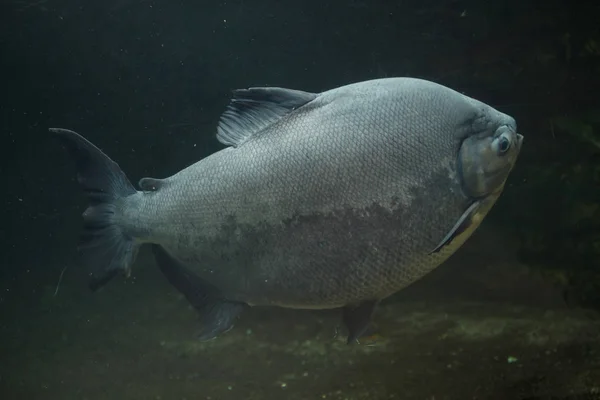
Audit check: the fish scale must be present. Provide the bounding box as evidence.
[52,77,522,343]
[142,83,463,305]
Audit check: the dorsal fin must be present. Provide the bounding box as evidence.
[139,177,164,191]
[216,87,318,148]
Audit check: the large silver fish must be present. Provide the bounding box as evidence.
[52,77,523,343]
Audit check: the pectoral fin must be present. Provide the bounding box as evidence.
[429,200,481,254]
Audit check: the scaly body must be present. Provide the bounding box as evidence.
[53,77,523,343]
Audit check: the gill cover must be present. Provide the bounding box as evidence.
[429,124,523,254]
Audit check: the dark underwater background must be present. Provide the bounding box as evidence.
[1,0,600,399]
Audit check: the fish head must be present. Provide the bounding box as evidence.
[458,122,524,198]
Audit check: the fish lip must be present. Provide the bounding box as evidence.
[512,133,524,155]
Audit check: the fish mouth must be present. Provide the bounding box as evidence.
[516,133,524,150]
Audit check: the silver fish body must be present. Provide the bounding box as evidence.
[53,77,523,342]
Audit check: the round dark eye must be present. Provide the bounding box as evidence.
[498,136,511,154]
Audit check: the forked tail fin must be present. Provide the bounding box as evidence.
[51,128,139,291]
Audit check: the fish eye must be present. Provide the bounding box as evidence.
[497,135,511,155]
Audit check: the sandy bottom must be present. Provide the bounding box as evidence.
[2,251,600,400]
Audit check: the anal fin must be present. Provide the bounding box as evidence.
[342,300,378,345]
[151,244,247,341]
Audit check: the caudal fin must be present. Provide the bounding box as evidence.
[51,128,139,291]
